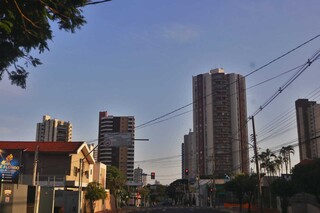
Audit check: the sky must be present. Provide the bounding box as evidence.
[1,0,320,185]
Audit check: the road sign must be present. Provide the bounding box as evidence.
[103,133,133,147]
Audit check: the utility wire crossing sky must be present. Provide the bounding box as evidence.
[1,1,320,184]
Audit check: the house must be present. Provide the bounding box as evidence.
[0,141,109,213]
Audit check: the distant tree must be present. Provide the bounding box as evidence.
[85,181,107,213]
[259,149,277,176]
[246,174,258,213]
[280,146,295,173]
[225,174,257,212]
[0,0,110,88]
[138,186,150,206]
[280,147,289,174]
[270,178,295,213]
[149,184,168,205]
[166,179,188,205]
[274,155,283,176]
[106,166,126,208]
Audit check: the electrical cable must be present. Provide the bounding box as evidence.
[136,34,320,129]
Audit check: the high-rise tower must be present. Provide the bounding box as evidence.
[192,68,249,177]
[295,99,320,160]
[98,111,135,181]
[36,115,72,142]
[182,130,196,180]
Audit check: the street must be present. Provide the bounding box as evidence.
[116,206,231,213]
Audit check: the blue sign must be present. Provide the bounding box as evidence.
[0,149,21,184]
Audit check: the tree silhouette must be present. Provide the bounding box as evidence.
[280,146,295,174]
[270,178,295,213]
[0,0,111,88]
[225,174,257,213]
[259,149,277,176]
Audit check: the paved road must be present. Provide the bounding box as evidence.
[121,206,231,213]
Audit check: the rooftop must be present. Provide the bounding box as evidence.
[0,141,84,153]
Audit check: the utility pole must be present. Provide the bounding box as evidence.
[33,145,40,213]
[78,158,83,213]
[251,116,263,213]
[32,145,39,186]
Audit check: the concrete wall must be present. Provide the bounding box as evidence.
[0,184,32,213]
[39,187,54,213]
[12,184,28,213]
[55,190,79,213]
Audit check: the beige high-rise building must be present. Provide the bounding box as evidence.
[133,167,147,186]
[182,130,196,180]
[98,111,135,181]
[36,115,72,142]
[295,99,320,160]
[192,68,249,177]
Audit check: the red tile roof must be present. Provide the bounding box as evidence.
[0,141,84,153]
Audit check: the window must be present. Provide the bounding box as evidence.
[74,166,78,176]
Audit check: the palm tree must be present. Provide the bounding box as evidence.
[286,145,295,173]
[274,155,283,176]
[280,147,289,174]
[280,146,295,174]
[259,149,277,176]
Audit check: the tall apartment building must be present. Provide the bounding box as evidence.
[89,143,99,162]
[98,111,135,181]
[182,142,185,179]
[182,130,196,180]
[192,68,249,177]
[295,99,320,160]
[36,115,72,142]
[133,167,147,185]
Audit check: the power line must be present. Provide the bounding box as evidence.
[137,63,305,130]
[246,64,304,90]
[244,33,320,78]
[134,155,181,163]
[256,92,320,143]
[136,34,320,129]
[250,49,320,118]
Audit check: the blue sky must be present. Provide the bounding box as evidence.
[1,0,320,184]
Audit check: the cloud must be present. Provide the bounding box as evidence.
[161,24,200,43]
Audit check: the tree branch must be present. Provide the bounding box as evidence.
[85,0,112,6]
[13,0,40,29]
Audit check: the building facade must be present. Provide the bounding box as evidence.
[182,130,196,180]
[0,141,94,187]
[133,167,147,186]
[192,68,249,177]
[89,143,99,162]
[0,141,110,213]
[36,115,72,142]
[98,111,135,181]
[295,99,320,160]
